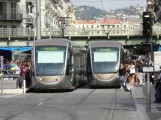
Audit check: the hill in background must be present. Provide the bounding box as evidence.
[75,5,108,20]
[75,5,144,20]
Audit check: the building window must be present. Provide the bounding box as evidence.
[11,25,17,36]
[30,6,33,13]
[0,25,7,37]
[0,3,2,15]
[0,2,6,18]
[124,25,126,27]
[11,3,16,19]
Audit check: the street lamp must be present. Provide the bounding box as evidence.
[101,24,114,39]
[55,16,71,37]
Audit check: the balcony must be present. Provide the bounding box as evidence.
[0,13,23,21]
[0,28,34,38]
[0,26,160,39]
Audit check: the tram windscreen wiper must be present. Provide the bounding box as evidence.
[97,63,100,68]
[104,61,107,74]
[40,61,43,71]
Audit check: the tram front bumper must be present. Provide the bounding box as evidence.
[89,74,120,87]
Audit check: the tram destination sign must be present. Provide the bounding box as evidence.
[36,46,66,51]
[94,47,119,52]
[96,48,111,52]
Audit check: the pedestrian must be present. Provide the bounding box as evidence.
[119,63,126,89]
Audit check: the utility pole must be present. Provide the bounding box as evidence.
[142,11,159,112]
[142,11,152,112]
[36,0,41,39]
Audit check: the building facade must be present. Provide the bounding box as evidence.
[0,0,23,38]
[0,0,72,39]
[71,19,135,36]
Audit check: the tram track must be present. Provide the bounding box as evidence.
[3,89,95,120]
[59,89,95,120]
[107,89,118,120]
[4,92,64,120]
[0,93,37,106]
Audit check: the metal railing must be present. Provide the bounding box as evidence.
[0,70,26,95]
[0,27,160,38]
[0,28,34,38]
[0,13,23,21]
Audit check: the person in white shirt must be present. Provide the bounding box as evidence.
[15,62,20,75]
[14,61,21,88]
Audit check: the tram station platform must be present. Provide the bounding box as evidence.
[131,85,161,120]
[0,79,27,94]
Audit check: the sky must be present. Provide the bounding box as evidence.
[72,0,147,10]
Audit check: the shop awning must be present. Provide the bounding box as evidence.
[0,47,32,52]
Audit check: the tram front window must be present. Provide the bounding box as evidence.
[92,47,119,73]
[35,46,66,75]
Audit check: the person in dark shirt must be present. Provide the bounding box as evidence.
[119,63,126,89]
[20,62,26,88]
[137,59,145,86]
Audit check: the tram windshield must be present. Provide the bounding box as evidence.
[35,46,66,75]
[92,47,119,73]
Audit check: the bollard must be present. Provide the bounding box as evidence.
[1,74,3,95]
[23,80,26,94]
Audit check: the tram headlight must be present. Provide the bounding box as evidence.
[115,66,118,70]
[39,77,43,81]
[56,77,61,81]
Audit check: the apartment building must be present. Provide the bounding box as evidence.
[0,0,23,37]
[73,19,135,36]
[44,0,72,29]
[0,0,72,38]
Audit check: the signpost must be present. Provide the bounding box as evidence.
[154,51,161,72]
[0,56,3,70]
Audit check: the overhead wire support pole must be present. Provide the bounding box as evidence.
[36,0,41,40]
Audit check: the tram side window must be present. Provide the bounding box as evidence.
[87,51,91,73]
[66,49,71,75]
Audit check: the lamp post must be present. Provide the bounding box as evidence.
[56,17,71,37]
[101,24,114,39]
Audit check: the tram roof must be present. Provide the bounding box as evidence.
[34,38,70,46]
[89,40,122,48]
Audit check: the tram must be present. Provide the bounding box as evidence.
[87,40,124,88]
[31,38,87,90]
